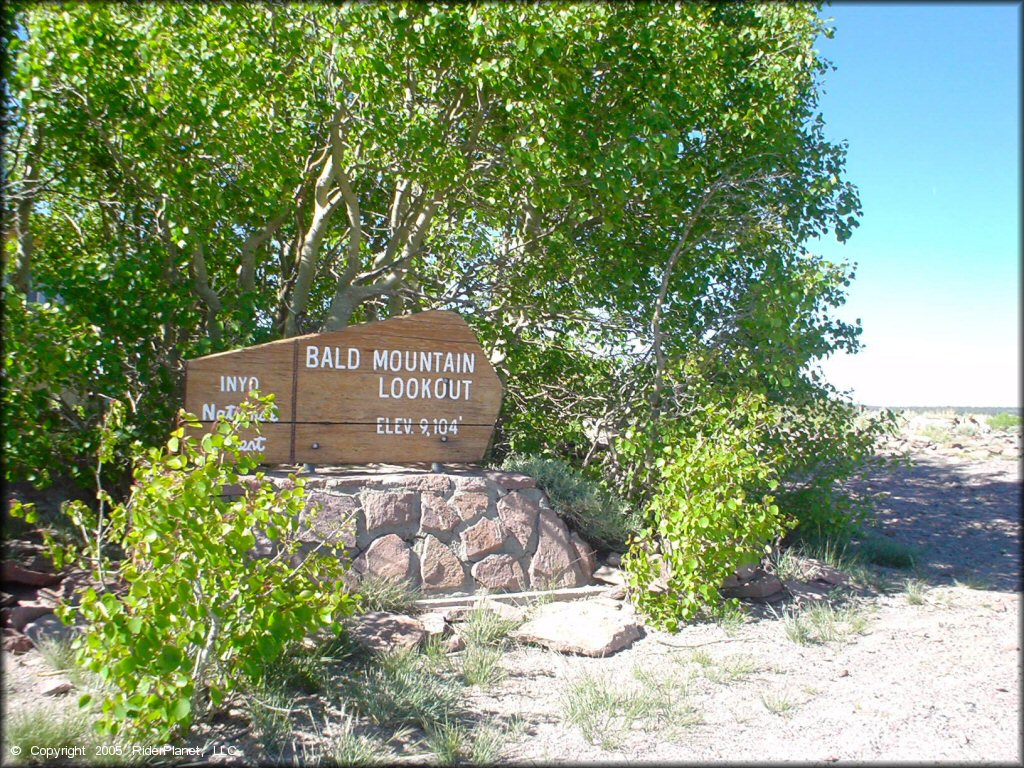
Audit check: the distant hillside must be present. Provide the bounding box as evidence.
[862,405,1021,416]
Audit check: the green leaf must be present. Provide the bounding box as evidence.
[170,697,191,722]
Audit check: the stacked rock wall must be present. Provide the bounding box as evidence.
[254,470,596,594]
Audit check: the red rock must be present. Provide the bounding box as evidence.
[303,492,359,547]
[460,518,506,560]
[6,604,54,631]
[571,533,597,578]
[452,476,490,493]
[528,509,584,589]
[449,492,491,522]
[419,612,449,636]
[420,494,461,535]
[443,632,465,653]
[419,536,467,592]
[1,562,61,587]
[489,472,537,490]
[382,475,453,494]
[592,565,626,586]
[511,601,640,657]
[472,555,527,591]
[348,611,426,653]
[3,630,33,653]
[354,534,415,582]
[722,571,784,601]
[361,490,418,531]
[497,492,540,550]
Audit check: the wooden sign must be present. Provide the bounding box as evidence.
[183,311,503,464]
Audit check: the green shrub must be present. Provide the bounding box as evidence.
[58,396,356,741]
[854,531,919,569]
[621,396,793,630]
[987,412,1021,431]
[768,397,898,545]
[499,454,635,550]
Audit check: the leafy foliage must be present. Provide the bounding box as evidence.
[57,397,356,741]
[621,395,793,630]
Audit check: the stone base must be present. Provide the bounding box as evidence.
[235,467,596,595]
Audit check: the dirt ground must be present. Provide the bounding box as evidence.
[2,412,1021,764]
[485,444,1021,764]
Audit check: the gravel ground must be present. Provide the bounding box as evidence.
[3,419,1021,765]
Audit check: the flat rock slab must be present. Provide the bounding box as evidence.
[721,571,785,601]
[347,611,426,654]
[23,613,77,648]
[511,600,641,657]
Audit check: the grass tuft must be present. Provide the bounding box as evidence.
[460,643,506,689]
[563,667,699,750]
[341,648,463,730]
[782,601,868,646]
[34,635,77,672]
[459,602,522,648]
[328,716,392,766]
[424,719,466,765]
[702,654,759,685]
[715,600,748,636]
[469,718,523,765]
[761,689,798,716]
[246,686,297,752]
[904,578,928,605]
[355,574,422,614]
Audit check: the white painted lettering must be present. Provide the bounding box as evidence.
[305,346,319,368]
[373,350,388,370]
[240,435,268,452]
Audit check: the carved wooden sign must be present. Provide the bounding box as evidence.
[183,311,503,464]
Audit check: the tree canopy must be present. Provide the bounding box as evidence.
[3,2,871,501]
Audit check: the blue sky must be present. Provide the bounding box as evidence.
[810,2,1020,407]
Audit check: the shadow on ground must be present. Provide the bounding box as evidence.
[852,454,1021,592]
